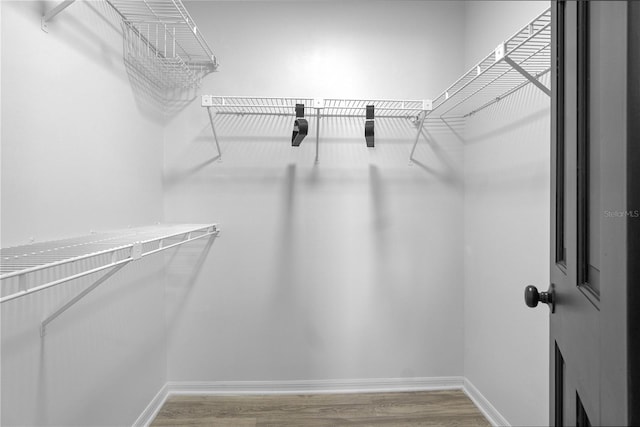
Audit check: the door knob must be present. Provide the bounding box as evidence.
[524,284,555,313]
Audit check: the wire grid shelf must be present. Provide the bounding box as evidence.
[205,96,315,116]
[204,96,427,119]
[431,7,551,118]
[323,98,426,119]
[108,0,218,91]
[0,224,218,303]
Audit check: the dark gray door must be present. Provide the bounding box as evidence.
[527,1,638,425]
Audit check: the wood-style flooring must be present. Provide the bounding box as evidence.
[150,390,491,426]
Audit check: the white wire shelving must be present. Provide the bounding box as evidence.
[0,224,219,333]
[410,7,551,162]
[201,95,433,162]
[42,0,218,92]
[430,7,551,119]
[202,96,428,119]
[200,9,550,163]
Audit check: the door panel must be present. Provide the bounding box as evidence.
[596,2,630,424]
[628,2,640,424]
[549,2,629,425]
[551,2,600,425]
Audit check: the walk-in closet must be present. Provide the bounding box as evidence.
[3,1,638,426]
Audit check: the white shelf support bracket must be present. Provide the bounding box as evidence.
[409,100,432,163]
[502,55,551,97]
[494,42,506,62]
[495,43,550,97]
[41,0,76,33]
[131,242,143,260]
[18,274,27,293]
[36,225,218,336]
[40,262,130,337]
[314,99,324,164]
[203,97,222,160]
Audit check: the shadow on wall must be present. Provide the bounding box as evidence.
[464,107,549,146]
[163,109,466,191]
[1,257,166,426]
[463,74,551,145]
[410,117,465,187]
[162,122,223,189]
[165,235,219,334]
[197,111,455,144]
[31,242,215,425]
[271,164,297,300]
[33,1,125,78]
[122,54,198,121]
[30,0,196,123]
[462,77,550,195]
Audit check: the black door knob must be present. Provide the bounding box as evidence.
[524,285,555,313]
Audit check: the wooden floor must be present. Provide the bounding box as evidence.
[150,390,491,426]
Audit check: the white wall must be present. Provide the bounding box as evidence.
[464,2,550,70]
[163,1,467,383]
[1,2,165,247]
[463,2,551,426]
[1,1,166,425]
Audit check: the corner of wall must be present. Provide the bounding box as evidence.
[132,383,169,427]
[460,2,551,426]
[463,378,511,426]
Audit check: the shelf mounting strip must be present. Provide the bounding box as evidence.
[201,96,433,162]
[0,224,219,335]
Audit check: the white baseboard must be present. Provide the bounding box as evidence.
[134,376,512,427]
[167,376,464,396]
[133,376,462,426]
[463,378,511,427]
[132,382,169,427]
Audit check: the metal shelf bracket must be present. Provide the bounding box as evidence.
[408,101,434,164]
[502,54,551,97]
[41,0,76,33]
[204,103,223,161]
[36,225,219,336]
[314,98,324,163]
[496,42,550,97]
[1,224,219,336]
[40,261,129,336]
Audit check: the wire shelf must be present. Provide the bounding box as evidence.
[430,7,551,118]
[0,224,218,303]
[204,96,314,116]
[203,96,428,119]
[108,0,218,91]
[323,98,426,119]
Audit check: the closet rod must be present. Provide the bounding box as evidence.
[464,67,551,117]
